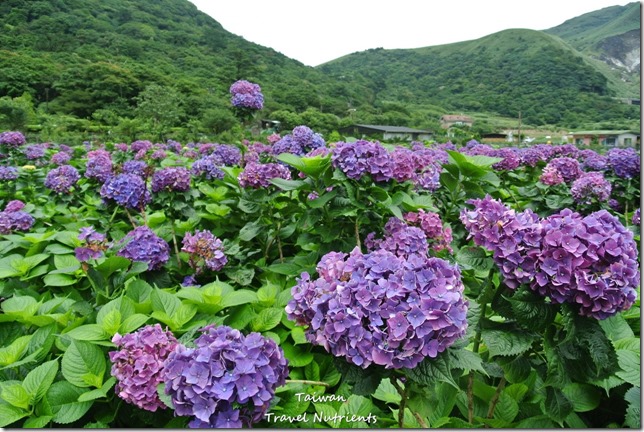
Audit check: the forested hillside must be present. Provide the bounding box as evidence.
[0,0,639,142]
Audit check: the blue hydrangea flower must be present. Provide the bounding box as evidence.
[100,173,151,210]
[44,164,81,194]
[117,226,170,271]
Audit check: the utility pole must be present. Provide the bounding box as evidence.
[517,110,522,146]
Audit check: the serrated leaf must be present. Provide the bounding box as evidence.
[0,334,33,366]
[44,273,78,287]
[251,308,283,332]
[61,340,106,388]
[118,314,149,334]
[220,290,258,309]
[562,383,600,412]
[0,402,29,427]
[281,343,314,367]
[23,359,58,405]
[77,377,116,402]
[624,386,640,428]
[543,387,573,424]
[156,383,173,410]
[150,289,181,317]
[405,354,459,389]
[46,381,93,424]
[98,310,121,335]
[615,349,640,386]
[64,325,110,341]
[481,326,537,358]
[493,392,519,422]
[372,379,402,404]
[0,382,30,409]
[23,415,53,428]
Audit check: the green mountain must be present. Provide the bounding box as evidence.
[0,0,639,141]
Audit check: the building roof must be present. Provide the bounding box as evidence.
[571,130,640,135]
[351,124,432,133]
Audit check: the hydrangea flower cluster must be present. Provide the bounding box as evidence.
[405,210,453,253]
[74,226,109,262]
[539,163,564,185]
[243,142,272,164]
[237,162,291,188]
[390,147,416,182]
[460,196,640,319]
[122,160,149,178]
[151,167,191,193]
[100,173,151,210]
[0,166,18,181]
[0,131,26,148]
[365,218,429,259]
[460,195,542,289]
[633,208,640,225]
[85,149,113,183]
[580,150,608,171]
[606,147,640,179]
[271,125,325,156]
[130,140,153,153]
[543,157,582,183]
[229,80,264,110]
[210,144,242,166]
[0,200,34,234]
[191,155,225,180]
[163,325,289,428]
[532,209,638,319]
[117,226,170,271]
[44,164,81,194]
[109,324,179,412]
[181,230,227,274]
[50,151,71,166]
[331,140,393,182]
[23,144,46,160]
[286,247,468,369]
[570,171,612,204]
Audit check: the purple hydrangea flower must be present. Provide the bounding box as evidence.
[181,230,227,274]
[545,157,583,183]
[191,156,225,180]
[122,160,149,178]
[229,80,264,110]
[632,208,640,225]
[150,149,167,160]
[539,164,564,185]
[51,151,71,166]
[109,324,179,412]
[100,173,151,210]
[211,144,242,166]
[606,147,640,179]
[460,195,542,289]
[85,150,113,183]
[532,209,639,319]
[117,226,170,271]
[390,147,416,183]
[130,140,153,153]
[0,200,34,234]
[0,131,26,148]
[331,140,393,182]
[23,144,46,160]
[365,218,429,259]
[238,162,291,188]
[0,166,19,181]
[405,210,453,253]
[166,140,182,153]
[75,226,109,262]
[580,150,608,171]
[44,164,81,194]
[570,171,612,204]
[163,325,288,428]
[286,247,468,369]
[272,126,325,156]
[151,167,191,193]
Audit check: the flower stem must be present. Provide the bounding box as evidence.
[171,225,182,270]
[390,376,407,428]
[284,379,330,387]
[486,377,507,419]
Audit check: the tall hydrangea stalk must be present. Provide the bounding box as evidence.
[181,230,227,274]
[109,324,179,412]
[286,246,468,369]
[229,80,264,111]
[117,226,170,271]
[0,200,34,234]
[163,325,289,428]
[44,164,81,194]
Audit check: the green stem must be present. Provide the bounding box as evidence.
[390,376,407,428]
[486,377,507,420]
[284,379,330,387]
[171,225,182,270]
[354,217,361,249]
[468,301,488,424]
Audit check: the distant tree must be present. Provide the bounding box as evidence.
[0,93,35,130]
[135,84,186,141]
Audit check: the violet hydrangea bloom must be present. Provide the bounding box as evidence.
[85,149,113,183]
[606,147,640,179]
[23,144,46,160]
[405,210,453,253]
[163,325,289,428]
[331,140,393,182]
[100,173,151,210]
[109,324,179,412]
[271,125,325,156]
[130,140,153,153]
[190,155,225,180]
[50,151,71,166]
[181,230,227,274]
[75,226,109,262]
[151,167,191,193]
[0,200,34,234]
[237,162,291,188]
[0,131,26,148]
[570,171,612,204]
[229,80,264,110]
[545,157,583,183]
[211,144,242,166]
[44,164,80,194]
[0,166,19,181]
[539,163,565,186]
[532,209,639,319]
[117,226,170,270]
[633,208,640,225]
[122,160,149,178]
[286,247,468,369]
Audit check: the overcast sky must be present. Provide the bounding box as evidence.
[188,0,635,66]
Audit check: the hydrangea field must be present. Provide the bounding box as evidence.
[0,81,640,428]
